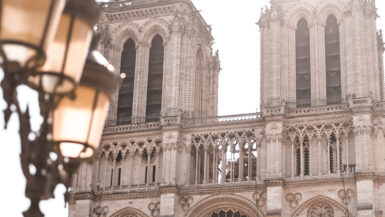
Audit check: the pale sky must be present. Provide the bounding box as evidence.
[1,0,385,216]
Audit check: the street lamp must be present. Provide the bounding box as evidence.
[0,1,121,217]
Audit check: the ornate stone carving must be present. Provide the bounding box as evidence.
[179,195,193,211]
[286,192,302,208]
[338,189,354,204]
[148,202,160,217]
[252,191,266,207]
[307,202,334,217]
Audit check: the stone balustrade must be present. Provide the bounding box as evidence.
[286,104,349,117]
[183,113,262,126]
[103,121,161,135]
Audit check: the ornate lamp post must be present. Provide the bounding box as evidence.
[0,1,121,217]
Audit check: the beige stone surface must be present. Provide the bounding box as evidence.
[69,0,385,217]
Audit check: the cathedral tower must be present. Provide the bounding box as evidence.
[69,1,385,217]
[259,0,384,108]
[97,0,219,126]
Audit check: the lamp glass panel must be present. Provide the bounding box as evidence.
[32,15,92,93]
[54,86,110,158]
[1,0,65,64]
[87,90,110,149]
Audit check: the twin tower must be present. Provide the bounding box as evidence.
[68,1,385,217]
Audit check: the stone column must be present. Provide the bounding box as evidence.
[132,42,150,123]
[265,120,284,179]
[158,116,182,217]
[351,104,375,217]
[162,16,182,115]
[221,142,227,184]
[238,142,244,182]
[265,179,285,217]
[105,42,121,126]
[356,174,375,217]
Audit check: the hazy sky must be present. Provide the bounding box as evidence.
[1,0,385,216]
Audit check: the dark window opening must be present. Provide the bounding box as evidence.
[296,18,311,108]
[117,168,121,186]
[144,166,148,184]
[152,165,156,183]
[110,169,113,187]
[146,35,164,122]
[325,15,342,105]
[296,147,301,176]
[303,136,310,176]
[117,39,136,125]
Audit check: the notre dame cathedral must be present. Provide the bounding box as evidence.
[68,0,385,216]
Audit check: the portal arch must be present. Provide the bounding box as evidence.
[291,195,349,217]
[110,207,150,217]
[185,194,265,217]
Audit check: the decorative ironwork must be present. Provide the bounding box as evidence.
[0,1,121,217]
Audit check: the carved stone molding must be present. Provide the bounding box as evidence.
[179,195,193,211]
[338,189,354,204]
[252,191,266,208]
[307,202,334,217]
[286,192,302,209]
[148,202,160,217]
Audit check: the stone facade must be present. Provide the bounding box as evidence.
[69,0,385,217]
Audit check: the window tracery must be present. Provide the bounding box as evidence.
[190,129,263,185]
[296,18,311,108]
[307,202,334,217]
[211,209,247,217]
[118,38,136,125]
[146,34,164,122]
[287,120,352,178]
[325,15,341,105]
[97,138,162,189]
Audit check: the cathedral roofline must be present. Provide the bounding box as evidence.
[98,0,213,41]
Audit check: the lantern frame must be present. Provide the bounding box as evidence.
[29,0,100,95]
[53,50,120,159]
[0,0,66,71]
[0,1,122,217]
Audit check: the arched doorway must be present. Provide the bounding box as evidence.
[185,194,264,217]
[291,195,350,217]
[110,207,149,217]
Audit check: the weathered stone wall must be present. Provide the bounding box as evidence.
[69,1,385,217]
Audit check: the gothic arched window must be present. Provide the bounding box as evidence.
[307,202,334,217]
[146,35,164,122]
[329,133,342,174]
[303,136,310,176]
[295,137,301,176]
[296,18,311,108]
[325,15,341,105]
[117,39,136,125]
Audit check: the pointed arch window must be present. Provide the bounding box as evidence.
[329,133,342,174]
[146,35,164,122]
[325,15,341,105]
[303,136,310,176]
[117,39,136,125]
[296,18,311,108]
[295,137,301,176]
